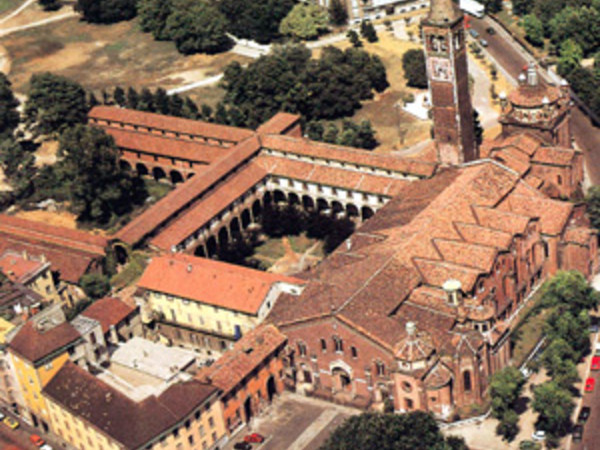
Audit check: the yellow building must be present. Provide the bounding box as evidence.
[8,313,82,431]
[136,254,304,354]
[0,250,61,304]
[43,361,226,450]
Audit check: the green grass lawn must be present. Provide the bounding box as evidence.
[0,0,21,16]
[144,178,173,202]
[510,292,550,367]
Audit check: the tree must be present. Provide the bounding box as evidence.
[279,3,329,41]
[165,1,232,55]
[522,14,545,47]
[126,87,139,109]
[542,338,579,389]
[137,88,155,112]
[75,0,137,24]
[319,411,467,450]
[0,138,36,199]
[153,88,170,115]
[512,0,533,16]
[360,20,378,43]
[0,73,19,138]
[549,6,600,56]
[79,272,111,299]
[38,0,61,11]
[496,410,519,442]
[402,49,427,88]
[347,29,362,47]
[557,39,583,76]
[24,73,88,136]
[138,0,173,40]
[586,185,600,229]
[113,86,126,107]
[481,0,502,13]
[540,270,599,314]
[489,367,526,419]
[329,0,348,26]
[218,0,295,44]
[544,309,590,360]
[532,381,574,437]
[56,125,147,223]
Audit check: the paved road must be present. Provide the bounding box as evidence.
[470,16,600,185]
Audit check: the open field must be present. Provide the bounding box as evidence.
[1,16,252,94]
[0,0,21,16]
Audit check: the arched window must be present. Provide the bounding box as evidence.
[463,370,472,392]
[333,336,343,353]
[376,361,386,376]
[351,346,358,358]
[297,342,307,357]
[557,175,562,185]
[320,339,327,352]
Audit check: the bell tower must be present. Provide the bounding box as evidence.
[422,0,476,165]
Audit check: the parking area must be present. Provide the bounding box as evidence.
[223,392,359,450]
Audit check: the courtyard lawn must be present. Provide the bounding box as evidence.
[510,292,551,367]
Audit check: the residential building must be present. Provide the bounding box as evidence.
[80,297,142,346]
[43,361,226,450]
[197,324,286,434]
[0,250,61,304]
[136,253,305,354]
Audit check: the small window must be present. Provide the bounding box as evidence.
[297,342,307,356]
[320,339,327,351]
[351,346,358,358]
[376,361,385,376]
[333,337,343,353]
[208,417,214,428]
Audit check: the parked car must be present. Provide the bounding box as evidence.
[592,356,600,370]
[518,440,540,450]
[479,38,489,47]
[468,29,479,38]
[585,377,596,392]
[30,435,45,447]
[40,445,53,450]
[486,27,496,34]
[233,442,252,450]
[244,433,265,444]
[578,406,591,424]
[2,416,19,429]
[531,430,546,441]
[573,424,584,442]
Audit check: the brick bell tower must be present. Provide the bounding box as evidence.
[422,0,477,165]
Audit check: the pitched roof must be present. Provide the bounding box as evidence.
[197,324,286,394]
[9,320,81,363]
[81,297,136,334]
[498,191,572,235]
[113,136,262,246]
[256,112,301,135]
[89,106,254,144]
[43,361,217,449]
[137,254,304,315]
[0,215,107,283]
[0,251,48,284]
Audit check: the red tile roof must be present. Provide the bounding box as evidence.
[105,127,229,164]
[43,361,217,449]
[0,215,106,283]
[499,191,572,235]
[197,324,286,394]
[261,134,437,177]
[89,106,254,143]
[256,112,301,135]
[0,251,47,284]
[149,162,267,251]
[508,83,561,108]
[9,320,81,364]
[137,254,304,315]
[81,297,136,334]
[113,136,262,246]
[532,146,577,166]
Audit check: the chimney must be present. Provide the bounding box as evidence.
[187,264,192,273]
[21,250,28,260]
[499,91,507,112]
[527,63,538,86]
[406,321,417,338]
[443,279,462,306]
[345,238,352,251]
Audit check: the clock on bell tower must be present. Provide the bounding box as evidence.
[422,0,477,165]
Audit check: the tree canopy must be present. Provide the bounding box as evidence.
[319,411,468,450]
[165,1,232,54]
[55,125,147,224]
[75,0,137,23]
[279,3,329,41]
[521,15,544,47]
[218,0,295,44]
[24,72,88,136]
[0,73,19,138]
[79,272,111,299]
[219,44,388,128]
[138,0,173,40]
[329,0,348,26]
[402,49,427,89]
[532,381,574,438]
[540,270,599,315]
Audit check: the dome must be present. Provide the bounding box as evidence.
[508,83,561,108]
[394,322,436,362]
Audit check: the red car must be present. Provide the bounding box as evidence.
[244,433,265,444]
[29,435,45,447]
[592,356,600,371]
[585,377,595,392]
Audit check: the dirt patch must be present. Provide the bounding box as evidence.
[35,140,58,166]
[1,17,252,94]
[14,208,78,229]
